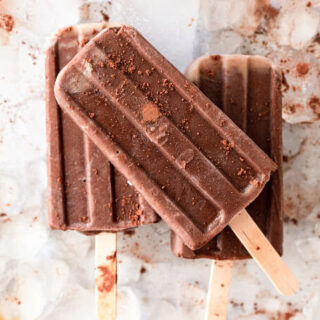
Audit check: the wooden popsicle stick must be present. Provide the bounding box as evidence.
[95,232,117,320]
[205,260,233,320]
[229,209,298,296]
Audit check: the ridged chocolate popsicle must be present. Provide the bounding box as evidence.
[54,25,277,250]
[171,55,283,260]
[45,23,159,233]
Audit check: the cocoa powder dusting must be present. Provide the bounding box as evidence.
[253,308,299,320]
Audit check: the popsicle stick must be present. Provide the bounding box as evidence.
[95,232,117,320]
[229,209,298,296]
[205,260,233,320]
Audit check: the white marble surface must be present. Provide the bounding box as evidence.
[0,0,320,319]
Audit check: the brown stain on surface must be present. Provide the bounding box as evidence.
[251,307,300,320]
[296,63,309,76]
[266,5,279,19]
[123,229,135,236]
[308,96,320,117]
[97,265,115,293]
[131,242,152,263]
[0,14,14,32]
[283,104,304,115]
[106,252,116,260]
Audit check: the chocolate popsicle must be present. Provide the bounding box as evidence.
[46,24,159,233]
[54,25,277,250]
[172,55,283,259]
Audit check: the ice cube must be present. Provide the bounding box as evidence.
[283,122,320,220]
[43,285,95,320]
[269,6,320,49]
[200,0,270,36]
[176,282,206,319]
[117,287,141,320]
[269,47,320,123]
[282,122,307,158]
[302,294,320,320]
[0,206,49,260]
[59,230,94,259]
[118,255,142,285]
[0,173,21,214]
[11,263,48,320]
[296,238,320,262]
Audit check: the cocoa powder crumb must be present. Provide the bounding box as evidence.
[100,11,110,22]
[80,37,89,47]
[237,168,246,176]
[140,266,147,274]
[219,120,225,127]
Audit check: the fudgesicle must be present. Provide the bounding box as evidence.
[172,55,283,259]
[45,24,159,232]
[54,25,277,249]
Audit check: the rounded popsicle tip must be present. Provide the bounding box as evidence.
[277,275,299,296]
